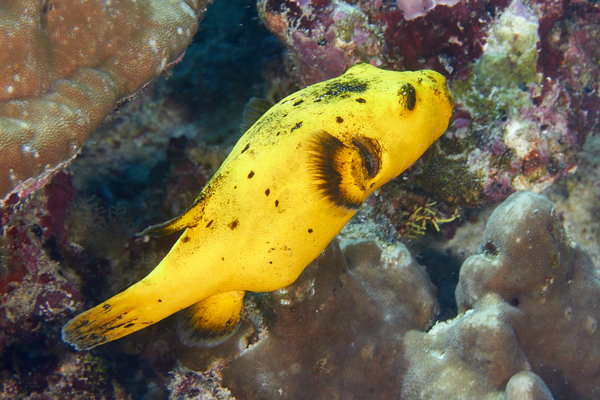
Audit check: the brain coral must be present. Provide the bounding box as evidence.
[0,0,210,204]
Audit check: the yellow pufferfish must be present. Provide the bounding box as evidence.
[62,63,454,350]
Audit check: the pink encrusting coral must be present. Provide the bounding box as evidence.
[395,0,461,20]
[0,0,211,205]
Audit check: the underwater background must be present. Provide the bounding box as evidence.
[0,0,599,398]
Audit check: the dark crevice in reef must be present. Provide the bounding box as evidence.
[414,244,462,323]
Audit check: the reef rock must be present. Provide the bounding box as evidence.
[404,191,600,399]
[186,239,439,399]
[456,191,600,398]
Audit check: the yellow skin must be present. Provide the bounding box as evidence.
[62,63,454,350]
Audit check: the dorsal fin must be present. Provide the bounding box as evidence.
[136,214,189,237]
[240,97,274,133]
[136,190,209,237]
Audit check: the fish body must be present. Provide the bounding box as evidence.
[62,63,454,350]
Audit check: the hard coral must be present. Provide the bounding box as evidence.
[0,0,211,204]
[403,191,600,399]
[214,239,438,399]
[456,191,600,398]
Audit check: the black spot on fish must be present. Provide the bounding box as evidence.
[269,261,273,264]
[336,117,344,123]
[293,100,304,106]
[356,98,366,103]
[228,220,239,230]
[308,229,313,233]
[124,323,135,328]
[352,136,382,178]
[103,304,111,310]
[275,200,279,207]
[248,171,255,179]
[291,122,303,132]
[158,299,162,302]
[206,220,213,228]
[265,189,270,196]
[241,143,250,154]
[104,323,126,332]
[222,257,225,261]
[182,236,190,243]
[314,99,322,103]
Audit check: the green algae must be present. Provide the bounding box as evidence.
[453,0,541,123]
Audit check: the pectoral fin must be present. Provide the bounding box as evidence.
[177,290,246,348]
[308,131,381,210]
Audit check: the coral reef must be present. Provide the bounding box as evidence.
[1,0,599,398]
[403,191,600,399]
[454,191,600,399]
[171,238,438,399]
[258,0,600,209]
[0,0,210,205]
[172,192,600,400]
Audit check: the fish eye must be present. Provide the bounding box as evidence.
[399,83,416,110]
[406,84,416,110]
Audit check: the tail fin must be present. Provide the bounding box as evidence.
[62,281,176,350]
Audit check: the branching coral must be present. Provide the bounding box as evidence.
[0,0,211,204]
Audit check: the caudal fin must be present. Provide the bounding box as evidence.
[177,290,246,347]
[62,287,167,350]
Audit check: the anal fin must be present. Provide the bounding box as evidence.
[177,290,246,348]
